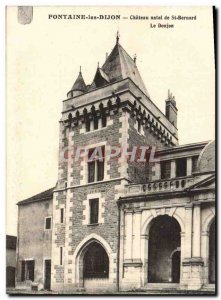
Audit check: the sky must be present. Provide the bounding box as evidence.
[6,6,215,235]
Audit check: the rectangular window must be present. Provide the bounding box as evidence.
[21,260,35,281]
[60,208,64,223]
[94,118,98,130]
[45,217,51,230]
[97,160,104,181]
[86,119,90,132]
[176,158,187,177]
[60,247,63,265]
[88,147,105,183]
[161,161,171,179]
[90,198,99,224]
[102,116,107,128]
[88,161,95,183]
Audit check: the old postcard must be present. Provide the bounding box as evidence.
[6,6,216,295]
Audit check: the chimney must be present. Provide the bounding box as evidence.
[165,90,178,128]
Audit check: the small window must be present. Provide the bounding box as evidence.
[60,208,64,223]
[86,119,91,132]
[94,118,98,130]
[60,247,63,265]
[102,116,107,128]
[176,158,187,177]
[90,198,99,224]
[21,260,35,282]
[45,217,51,230]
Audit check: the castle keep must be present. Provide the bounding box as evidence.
[16,36,215,293]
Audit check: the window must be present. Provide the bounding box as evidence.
[94,118,98,130]
[21,260,35,282]
[88,147,105,183]
[97,160,104,181]
[161,161,171,179]
[60,247,63,265]
[86,119,91,132]
[90,198,99,224]
[60,208,64,223]
[176,158,187,177]
[45,217,51,230]
[102,116,107,128]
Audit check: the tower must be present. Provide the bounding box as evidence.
[51,36,179,292]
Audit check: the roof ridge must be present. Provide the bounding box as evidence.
[17,187,55,205]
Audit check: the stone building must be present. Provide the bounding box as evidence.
[6,235,17,288]
[15,37,215,293]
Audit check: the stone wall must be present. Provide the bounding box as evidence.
[16,199,52,290]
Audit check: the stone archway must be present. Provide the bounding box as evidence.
[148,215,181,283]
[73,234,114,290]
[83,242,109,280]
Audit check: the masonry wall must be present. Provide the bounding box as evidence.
[127,114,168,183]
[16,199,52,289]
[51,109,127,291]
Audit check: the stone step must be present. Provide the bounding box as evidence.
[201,284,216,291]
[144,283,180,290]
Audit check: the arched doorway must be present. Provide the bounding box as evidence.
[148,215,181,283]
[209,219,215,283]
[83,242,109,280]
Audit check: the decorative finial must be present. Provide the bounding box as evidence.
[167,90,176,103]
[133,54,137,64]
[97,62,99,68]
[116,31,120,44]
[80,66,81,73]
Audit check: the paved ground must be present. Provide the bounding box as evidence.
[6,288,216,296]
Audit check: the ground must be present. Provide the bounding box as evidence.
[6,288,216,296]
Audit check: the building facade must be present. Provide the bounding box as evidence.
[6,235,17,288]
[16,37,215,293]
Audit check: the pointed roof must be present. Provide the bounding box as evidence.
[70,70,87,93]
[101,42,150,97]
[97,68,110,83]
